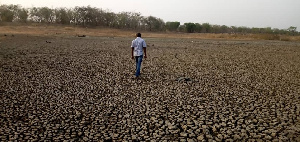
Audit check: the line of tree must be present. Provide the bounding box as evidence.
[0,4,164,31]
[0,4,298,35]
[179,22,298,35]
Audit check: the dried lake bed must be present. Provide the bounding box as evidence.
[1,35,299,141]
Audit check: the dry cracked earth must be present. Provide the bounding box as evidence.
[0,35,300,141]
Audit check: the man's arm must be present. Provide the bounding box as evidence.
[143,47,147,58]
[131,47,134,59]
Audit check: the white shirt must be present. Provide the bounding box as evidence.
[131,37,146,56]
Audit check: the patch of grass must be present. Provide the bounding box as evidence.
[64,27,75,31]
[218,34,226,38]
[255,34,281,40]
[280,36,291,41]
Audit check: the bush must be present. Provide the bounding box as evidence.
[184,23,196,33]
[257,34,281,40]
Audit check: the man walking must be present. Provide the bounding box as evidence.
[131,33,147,78]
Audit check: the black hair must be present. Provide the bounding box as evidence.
[136,33,141,37]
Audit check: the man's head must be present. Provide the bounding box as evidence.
[136,33,141,37]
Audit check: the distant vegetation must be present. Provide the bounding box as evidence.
[0,4,299,36]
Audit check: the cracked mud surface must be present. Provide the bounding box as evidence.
[1,35,299,141]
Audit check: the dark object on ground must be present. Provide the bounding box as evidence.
[78,35,86,37]
[176,77,192,82]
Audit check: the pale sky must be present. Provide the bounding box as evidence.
[1,0,300,31]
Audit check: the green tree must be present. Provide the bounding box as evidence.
[116,12,130,28]
[85,6,100,26]
[144,16,164,31]
[0,5,15,22]
[211,25,221,33]
[184,23,196,33]
[287,26,297,36]
[251,27,260,34]
[129,12,143,30]
[55,8,72,24]
[103,12,116,27]
[29,7,54,23]
[264,27,273,34]
[166,21,180,31]
[17,8,28,22]
[40,7,54,23]
[195,23,202,33]
[0,4,28,22]
[29,7,40,22]
[178,25,185,32]
[74,6,88,26]
[202,23,211,33]
[237,26,249,34]
[220,25,228,33]
[230,26,238,33]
